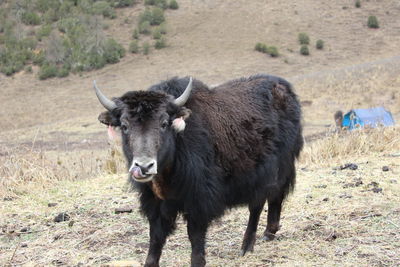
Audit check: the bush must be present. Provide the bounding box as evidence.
[169,0,179,9]
[145,0,167,9]
[154,37,167,49]
[255,42,268,53]
[267,46,279,57]
[139,21,151,34]
[150,7,165,25]
[38,63,58,80]
[43,8,59,24]
[21,12,41,25]
[139,8,153,24]
[143,42,150,55]
[92,1,117,19]
[132,28,139,39]
[355,0,361,8]
[112,0,136,8]
[300,45,309,56]
[316,39,324,50]
[103,38,125,63]
[33,51,46,66]
[298,32,310,45]
[25,65,33,73]
[153,28,162,39]
[57,66,69,77]
[129,40,140,53]
[37,24,52,41]
[158,23,167,34]
[367,16,379,28]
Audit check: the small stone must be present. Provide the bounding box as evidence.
[371,187,382,193]
[389,179,397,184]
[20,227,29,232]
[21,243,28,248]
[340,163,358,170]
[48,203,58,207]
[3,196,13,201]
[68,221,75,227]
[382,166,389,172]
[115,207,133,214]
[323,197,329,202]
[54,212,70,223]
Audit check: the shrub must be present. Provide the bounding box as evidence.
[169,0,179,9]
[57,66,69,77]
[154,37,167,49]
[267,46,279,57]
[113,0,136,7]
[355,0,361,8]
[145,0,167,9]
[43,8,59,24]
[139,21,151,34]
[103,38,125,63]
[25,66,33,73]
[300,45,309,56]
[367,16,379,28]
[139,8,153,24]
[132,28,139,39]
[153,28,162,39]
[255,42,268,53]
[316,39,324,50]
[129,40,140,53]
[37,24,52,41]
[21,12,41,25]
[298,32,310,45]
[38,63,58,80]
[33,51,46,66]
[150,7,165,25]
[158,23,167,34]
[143,42,150,55]
[92,1,117,19]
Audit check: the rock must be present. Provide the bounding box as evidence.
[68,221,75,227]
[21,242,28,248]
[322,197,329,202]
[371,187,382,193]
[382,166,389,172]
[48,202,58,207]
[115,207,133,214]
[20,227,29,232]
[389,179,397,184]
[54,212,70,223]
[340,163,358,170]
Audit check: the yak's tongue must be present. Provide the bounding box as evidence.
[131,166,144,178]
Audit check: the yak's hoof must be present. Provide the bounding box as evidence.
[262,232,276,241]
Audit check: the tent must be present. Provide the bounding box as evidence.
[342,107,395,130]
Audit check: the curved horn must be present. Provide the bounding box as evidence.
[173,77,193,107]
[93,80,117,111]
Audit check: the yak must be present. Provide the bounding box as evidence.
[94,74,303,267]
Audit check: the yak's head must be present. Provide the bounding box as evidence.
[94,78,193,183]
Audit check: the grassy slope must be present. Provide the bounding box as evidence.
[1,154,399,266]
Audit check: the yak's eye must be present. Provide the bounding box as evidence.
[121,124,128,134]
[161,120,169,130]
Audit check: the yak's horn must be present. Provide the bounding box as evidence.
[173,77,193,107]
[93,80,117,111]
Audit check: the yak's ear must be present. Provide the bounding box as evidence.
[172,107,192,132]
[98,111,120,127]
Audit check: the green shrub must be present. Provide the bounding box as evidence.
[300,45,309,56]
[139,8,153,24]
[33,51,46,66]
[92,1,117,19]
[143,42,150,55]
[267,46,279,57]
[37,24,52,41]
[132,28,140,39]
[367,16,379,28]
[355,0,361,8]
[158,23,167,34]
[255,42,268,53]
[129,40,140,53]
[144,0,156,5]
[139,21,151,34]
[57,66,70,77]
[169,0,179,9]
[316,39,324,50]
[21,12,41,25]
[145,0,167,9]
[150,7,165,25]
[153,28,162,39]
[38,63,58,80]
[298,32,310,45]
[112,0,136,7]
[103,38,125,63]
[154,37,167,49]
[43,8,59,24]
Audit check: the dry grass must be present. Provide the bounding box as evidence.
[301,126,400,166]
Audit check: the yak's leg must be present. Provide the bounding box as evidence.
[263,193,284,241]
[240,201,266,256]
[144,205,177,267]
[187,219,208,267]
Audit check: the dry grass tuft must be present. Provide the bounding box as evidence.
[301,126,400,166]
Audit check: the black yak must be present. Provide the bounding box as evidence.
[94,74,303,267]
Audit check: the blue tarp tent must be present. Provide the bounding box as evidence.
[342,107,395,130]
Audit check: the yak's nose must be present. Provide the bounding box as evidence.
[131,158,157,175]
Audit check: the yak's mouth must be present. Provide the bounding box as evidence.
[130,166,154,183]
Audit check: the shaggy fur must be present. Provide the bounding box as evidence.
[97,74,303,267]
